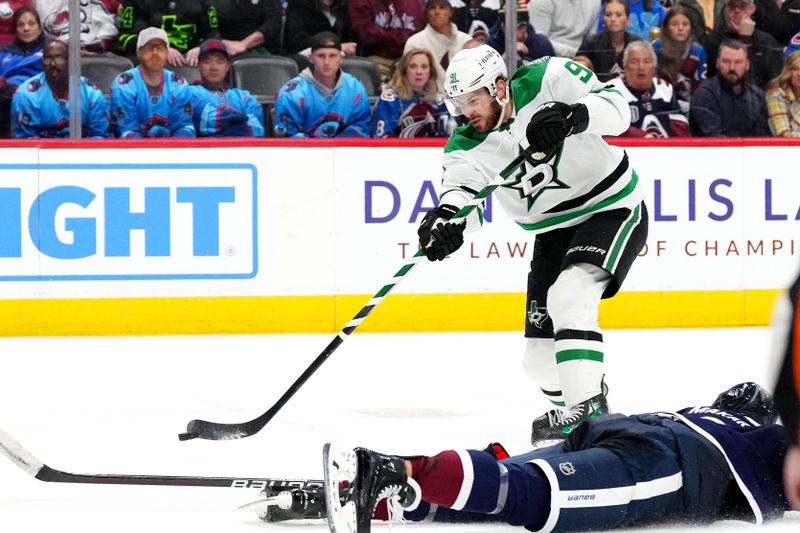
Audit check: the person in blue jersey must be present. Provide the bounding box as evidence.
[372,48,454,138]
[596,0,666,41]
[189,39,264,137]
[319,382,790,533]
[109,26,194,138]
[0,6,46,137]
[11,39,109,138]
[250,382,793,529]
[274,31,370,138]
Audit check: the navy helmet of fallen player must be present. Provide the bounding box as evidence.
[712,381,778,426]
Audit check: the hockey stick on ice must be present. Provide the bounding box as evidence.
[0,427,321,489]
[179,147,541,441]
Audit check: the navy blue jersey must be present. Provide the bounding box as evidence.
[371,87,454,138]
[11,73,110,138]
[110,66,195,138]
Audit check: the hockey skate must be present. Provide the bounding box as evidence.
[531,388,609,447]
[323,443,418,533]
[240,485,326,522]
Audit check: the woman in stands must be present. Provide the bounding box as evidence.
[371,48,455,138]
[576,0,641,82]
[652,5,707,112]
[0,6,45,137]
[766,50,800,137]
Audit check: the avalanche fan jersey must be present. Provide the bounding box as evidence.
[441,56,641,235]
[110,66,195,138]
[372,88,454,138]
[11,73,110,138]
[189,83,265,137]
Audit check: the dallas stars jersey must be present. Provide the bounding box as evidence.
[441,56,642,235]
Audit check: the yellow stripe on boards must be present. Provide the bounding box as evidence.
[0,290,783,337]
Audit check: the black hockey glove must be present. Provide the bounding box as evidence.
[526,102,589,157]
[418,204,466,261]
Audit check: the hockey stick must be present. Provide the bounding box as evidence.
[0,427,321,489]
[179,147,541,441]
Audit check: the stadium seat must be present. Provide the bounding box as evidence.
[80,55,134,97]
[342,57,382,104]
[166,64,201,84]
[231,56,299,104]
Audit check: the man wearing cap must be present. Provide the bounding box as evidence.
[700,0,782,88]
[403,0,471,91]
[275,31,370,138]
[188,39,264,137]
[11,39,110,138]
[110,26,195,138]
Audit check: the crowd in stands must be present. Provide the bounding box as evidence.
[1,0,800,138]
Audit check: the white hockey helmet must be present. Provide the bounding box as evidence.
[444,44,509,116]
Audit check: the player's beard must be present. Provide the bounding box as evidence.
[474,100,503,132]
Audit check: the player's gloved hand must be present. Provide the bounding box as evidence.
[418,204,466,261]
[525,101,589,157]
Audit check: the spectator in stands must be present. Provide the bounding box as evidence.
[528,0,600,58]
[0,0,33,47]
[452,0,499,38]
[11,39,109,138]
[577,0,641,82]
[117,1,220,67]
[652,5,707,112]
[349,0,425,81]
[214,0,282,57]
[701,0,783,88]
[0,6,45,137]
[275,31,370,137]
[36,0,117,54]
[284,0,356,56]
[671,0,727,40]
[110,27,195,138]
[608,40,690,137]
[690,39,770,136]
[189,39,264,137]
[766,50,800,136]
[784,0,800,33]
[597,0,666,42]
[372,48,455,138]
[752,0,795,46]
[485,5,554,68]
[787,30,800,58]
[404,0,470,90]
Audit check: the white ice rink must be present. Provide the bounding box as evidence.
[1,328,799,532]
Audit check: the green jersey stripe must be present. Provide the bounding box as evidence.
[556,349,604,363]
[604,203,642,272]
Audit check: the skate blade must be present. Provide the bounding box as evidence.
[238,491,292,513]
[323,443,357,533]
[532,438,566,449]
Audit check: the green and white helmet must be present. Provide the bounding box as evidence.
[444,44,508,116]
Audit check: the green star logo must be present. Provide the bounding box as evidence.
[502,145,569,212]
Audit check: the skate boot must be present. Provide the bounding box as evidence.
[531,383,609,447]
[323,443,419,533]
[254,486,326,522]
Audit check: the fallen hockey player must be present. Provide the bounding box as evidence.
[249,382,792,532]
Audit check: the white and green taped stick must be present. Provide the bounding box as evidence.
[179,147,538,441]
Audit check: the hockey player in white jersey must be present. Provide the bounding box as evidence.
[417,45,648,443]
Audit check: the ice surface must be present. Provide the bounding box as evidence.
[0,329,798,532]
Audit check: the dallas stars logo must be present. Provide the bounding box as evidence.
[527,300,548,328]
[502,145,569,212]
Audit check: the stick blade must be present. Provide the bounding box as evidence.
[178,418,257,441]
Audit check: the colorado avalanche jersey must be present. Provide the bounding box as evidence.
[441,56,640,235]
[669,407,788,523]
[110,67,195,138]
[608,77,689,138]
[188,82,265,137]
[275,69,370,138]
[10,72,110,138]
[372,87,455,138]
